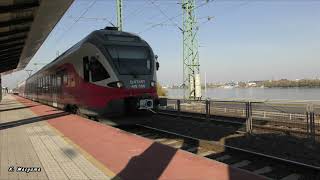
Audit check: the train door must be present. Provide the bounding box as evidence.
[52,74,58,107]
[48,74,52,105]
[35,78,38,100]
[54,70,64,108]
[59,72,63,105]
[38,77,43,101]
[83,56,89,82]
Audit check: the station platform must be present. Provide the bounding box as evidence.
[0,94,266,180]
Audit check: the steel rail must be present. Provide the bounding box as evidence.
[157,111,245,125]
[135,123,320,171]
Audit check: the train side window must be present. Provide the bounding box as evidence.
[83,56,89,82]
[89,57,110,82]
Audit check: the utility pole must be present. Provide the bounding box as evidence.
[116,0,123,31]
[182,0,201,99]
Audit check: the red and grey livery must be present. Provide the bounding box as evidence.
[19,27,159,118]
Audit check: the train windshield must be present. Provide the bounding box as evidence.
[107,46,152,75]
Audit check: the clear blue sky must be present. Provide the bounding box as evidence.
[3,0,320,88]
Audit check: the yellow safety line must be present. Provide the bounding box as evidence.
[45,122,121,180]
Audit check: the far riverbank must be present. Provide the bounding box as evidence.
[166,87,320,100]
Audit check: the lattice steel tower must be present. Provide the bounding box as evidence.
[182,0,201,99]
[116,0,123,31]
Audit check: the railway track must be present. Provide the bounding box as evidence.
[117,124,320,180]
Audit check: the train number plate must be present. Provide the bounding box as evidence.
[130,80,146,88]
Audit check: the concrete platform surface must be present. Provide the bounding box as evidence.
[0,94,267,180]
[0,95,110,180]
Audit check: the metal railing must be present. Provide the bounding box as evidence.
[159,99,320,143]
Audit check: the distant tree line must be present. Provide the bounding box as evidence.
[157,83,167,96]
[166,79,320,90]
[262,79,320,88]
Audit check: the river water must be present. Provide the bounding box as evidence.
[166,88,320,101]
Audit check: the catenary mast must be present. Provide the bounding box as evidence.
[182,0,201,99]
[116,0,123,31]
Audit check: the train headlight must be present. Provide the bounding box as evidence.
[116,81,123,88]
[108,81,124,88]
[150,81,156,87]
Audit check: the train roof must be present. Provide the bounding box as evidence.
[28,28,144,80]
[96,28,139,37]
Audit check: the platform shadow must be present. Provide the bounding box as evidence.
[0,105,38,112]
[112,142,178,180]
[0,102,22,106]
[112,139,251,180]
[46,109,63,112]
[0,112,69,130]
[62,148,78,159]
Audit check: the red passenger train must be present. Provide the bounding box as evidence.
[18,27,159,118]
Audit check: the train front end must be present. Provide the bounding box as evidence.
[95,29,159,115]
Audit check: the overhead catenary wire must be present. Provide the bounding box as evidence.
[50,0,247,59]
[54,0,98,45]
[197,0,251,27]
[122,0,152,22]
[65,15,116,26]
[138,0,215,34]
[147,0,183,31]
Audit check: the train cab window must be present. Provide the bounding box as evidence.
[107,46,151,75]
[89,57,110,82]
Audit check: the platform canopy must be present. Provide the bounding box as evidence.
[0,0,74,74]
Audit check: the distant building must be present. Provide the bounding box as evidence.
[247,82,257,87]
